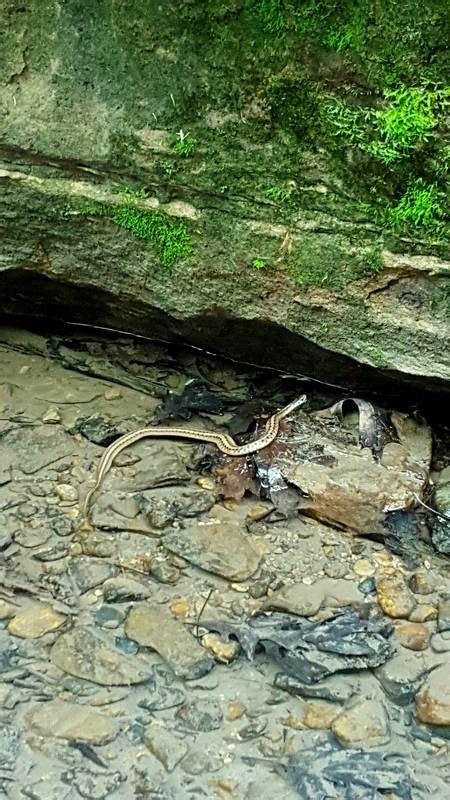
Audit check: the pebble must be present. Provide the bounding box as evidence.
[104,387,122,400]
[8,604,65,639]
[331,699,390,748]
[376,651,430,704]
[226,702,246,721]
[26,701,118,744]
[102,577,152,602]
[69,557,118,593]
[395,622,430,651]
[409,570,439,595]
[143,721,188,772]
[302,701,338,730]
[415,665,450,726]
[430,632,450,653]
[437,599,450,632]
[51,626,157,685]
[323,562,348,579]
[358,576,376,594]
[162,520,262,581]
[197,477,216,491]
[375,571,416,619]
[409,604,438,622]
[264,578,361,617]
[42,407,62,424]
[202,633,240,663]
[0,600,15,620]
[352,559,375,577]
[125,604,213,679]
[95,605,126,629]
[247,504,270,522]
[150,563,180,584]
[55,484,78,502]
[175,698,223,732]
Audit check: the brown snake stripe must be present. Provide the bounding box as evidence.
[83,394,307,517]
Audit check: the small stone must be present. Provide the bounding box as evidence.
[51,626,156,685]
[8,604,65,638]
[163,520,262,582]
[430,633,450,653]
[376,651,429,704]
[353,559,375,577]
[202,633,240,663]
[416,665,450,726]
[102,577,151,602]
[197,477,216,491]
[226,702,246,721]
[0,600,15,620]
[150,563,180,584]
[42,407,62,424]
[143,721,188,772]
[125,604,213,679]
[170,600,190,617]
[358,576,376,594]
[331,699,390,748]
[69,557,118,592]
[55,484,78,502]
[26,701,118,744]
[323,562,348,579]
[302,701,338,730]
[175,699,223,732]
[437,599,450,632]
[409,570,438,595]
[265,578,361,618]
[248,580,270,599]
[409,604,438,623]
[95,606,126,629]
[247,505,270,522]
[372,552,394,566]
[375,571,416,619]
[395,622,430,651]
[104,387,122,400]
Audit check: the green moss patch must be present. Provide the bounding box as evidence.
[73,191,192,268]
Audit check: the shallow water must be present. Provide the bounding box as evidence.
[1,324,449,799]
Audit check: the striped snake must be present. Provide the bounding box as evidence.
[83,394,307,517]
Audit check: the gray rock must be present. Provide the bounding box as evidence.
[274,673,357,703]
[430,632,450,653]
[143,721,188,772]
[264,578,362,617]
[95,605,126,629]
[438,598,450,632]
[375,651,431,704]
[331,698,391,748]
[102,576,152,602]
[125,604,213,680]
[67,770,124,800]
[138,485,215,528]
[163,520,261,581]
[175,698,223,732]
[69,557,118,592]
[0,724,20,770]
[26,701,119,744]
[51,626,157,685]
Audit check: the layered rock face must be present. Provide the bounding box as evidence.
[1,1,449,394]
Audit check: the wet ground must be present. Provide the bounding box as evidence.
[1,323,449,799]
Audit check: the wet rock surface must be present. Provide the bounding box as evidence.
[1,325,450,799]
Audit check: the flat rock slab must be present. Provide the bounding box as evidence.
[277,410,432,534]
[125,604,213,680]
[51,626,157,685]
[162,520,262,581]
[26,701,118,744]
[264,578,362,617]
[8,603,66,638]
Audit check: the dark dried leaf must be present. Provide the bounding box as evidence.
[198,610,393,683]
[284,737,426,799]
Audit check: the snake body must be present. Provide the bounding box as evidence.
[83,394,306,516]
